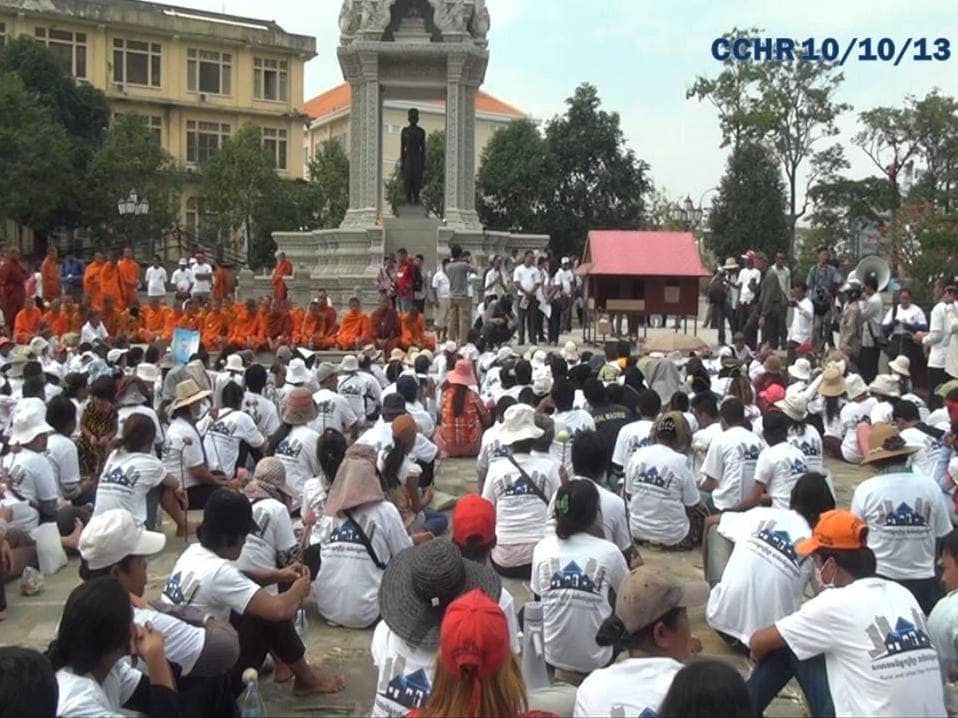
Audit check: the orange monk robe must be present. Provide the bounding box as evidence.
[290,306,306,335]
[114,309,140,341]
[295,310,325,347]
[83,260,104,311]
[399,312,436,351]
[99,261,125,312]
[43,308,70,338]
[201,309,227,349]
[41,256,61,301]
[117,258,140,308]
[227,307,260,348]
[264,308,293,347]
[317,305,339,347]
[140,304,170,342]
[161,310,190,343]
[212,267,235,302]
[13,306,43,344]
[101,305,119,338]
[272,259,292,299]
[335,310,371,350]
[66,305,83,333]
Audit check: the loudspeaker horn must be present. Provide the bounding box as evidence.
[854,255,891,292]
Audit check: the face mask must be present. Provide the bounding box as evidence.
[815,560,835,590]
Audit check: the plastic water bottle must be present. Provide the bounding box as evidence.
[294,607,308,642]
[238,667,266,718]
[520,601,550,692]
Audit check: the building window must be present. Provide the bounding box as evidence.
[186,120,230,164]
[187,48,231,95]
[114,113,162,144]
[35,27,86,78]
[185,197,199,235]
[113,38,161,87]
[253,57,288,102]
[262,128,288,170]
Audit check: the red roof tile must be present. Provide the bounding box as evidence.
[578,231,710,277]
[304,82,527,120]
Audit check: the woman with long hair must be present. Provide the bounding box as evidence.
[301,429,349,552]
[48,576,178,717]
[726,374,761,425]
[814,367,847,459]
[436,359,491,458]
[411,589,529,718]
[380,415,447,538]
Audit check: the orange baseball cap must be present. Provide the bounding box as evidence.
[794,509,868,557]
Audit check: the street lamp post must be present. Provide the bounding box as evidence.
[117,189,150,257]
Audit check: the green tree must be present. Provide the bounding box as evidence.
[853,107,921,208]
[0,72,75,234]
[83,114,183,253]
[199,124,281,263]
[476,119,555,233]
[707,142,789,262]
[306,139,350,228]
[807,176,897,260]
[543,83,651,256]
[909,91,958,211]
[895,205,958,302]
[385,129,445,218]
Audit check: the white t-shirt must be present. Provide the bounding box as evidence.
[871,400,895,426]
[6,448,59,505]
[550,409,596,473]
[162,417,205,489]
[56,661,142,718]
[339,373,375,423]
[235,497,298,580]
[624,444,700,546]
[691,421,723,477]
[171,267,193,294]
[132,605,205,677]
[356,420,439,464]
[776,577,946,717]
[788,424,824,473]
[851,470,952,579]
[787,296,814,344]
[531,532,628,673]
[45,432,81,499]
[754,442,809,510]
[117,405,164,447]
[273,425,321,503]
[203,408,265,478]
[370,620,437,718]
[191,262,213,294]
[737,267,762,304]
[161,543,261,622]
[573,657,683,718]
[144,266,168,297]
[301,476,329,545]
[840,399,876,464]
[706,507,812,644]
[901,426,947,483]
[481,453,562,551]
[80,321,109,344]
[243,391,281,438]
[928,588,958,710]
[546,476,632,552]
[309,388,358,434]
[431,270,450,300]
[701,425,763,510]
[314,501,412,629]
[94,450,167,526]
[611,418,655,468]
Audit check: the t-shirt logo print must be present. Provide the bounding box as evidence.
[880,498,930,526]
[275,438,303,458]
[103,465,142,488]
[503,472,544,496]
[378,655,430,710]
[740,443,761,461]
[637,466,671,489]
[210,419,235,437]
[163,570,199,606]
[866,610,933,659]
[754,521,799,564]
[546,556,603,593]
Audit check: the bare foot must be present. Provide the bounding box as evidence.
[292,668,347,696]
[61,519,84,551]
[274,659,293,684]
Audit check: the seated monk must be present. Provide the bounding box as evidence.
[115,303,141,343]
[295,299,327,349]
[315,290,339,349]
[399,306,436,351]
[13,297,43,344]
[140,297,170,343]
[161,303,193,343]
[290,304,306,336]
[201,299,227,351]
[100,296,120,338]
[43,298,70,338]
[336,296,371,350]
[264,298,294,352]
[227,299,259,349]
[369,290,401,355]
[62,296,83,333]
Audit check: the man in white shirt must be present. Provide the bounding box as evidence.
[786,281,814,357]
[431,258,451,342]
[171,258,194,300]
[80,311,110,345]
[190,251,213,300]
[553,257,576,332]
[749,509,947,718]
[916,279,957,408]
[144,255,168,298]
[700,398,763,512]
[310,362,358,435]
[928,531,958,714]
[512,251,541,345]
[735,253,762,332]
[483,256,507,301]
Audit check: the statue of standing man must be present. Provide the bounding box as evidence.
[400,108,426,205]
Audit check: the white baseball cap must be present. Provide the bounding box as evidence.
[79,508,166,570]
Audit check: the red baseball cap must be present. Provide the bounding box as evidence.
[439,589,510,716]
[452,494,496,548]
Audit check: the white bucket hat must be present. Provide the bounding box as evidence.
[442,340,457,354]
[774,390,808,422]
[888,355,911,377]
[496,346,516,363]
[315,362,338,384]
[224,354,245,374]
[562,341,579,363]
[286,358,310,385]
[338,355,359,373]
[135,363,161,383]
[498,404,544,445]
[845,374,868,400]
[788,358,812,383]
[79,508,166,570]
[869,374,901,399]
[9,398,55,446]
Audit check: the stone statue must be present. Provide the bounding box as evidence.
[400,108,426,204]
[471,0,490,43]
[430,0,468,34]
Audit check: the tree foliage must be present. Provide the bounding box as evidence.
[707,142,789,262]
[806,176,897,260]
[306,139,350,229]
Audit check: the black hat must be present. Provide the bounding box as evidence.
[199,488,258,539]
[382,393,407,420]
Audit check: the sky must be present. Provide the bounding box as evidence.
[158,0,957,212]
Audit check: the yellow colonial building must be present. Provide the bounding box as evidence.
[304,82,527,192]
[0,0,315,254]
